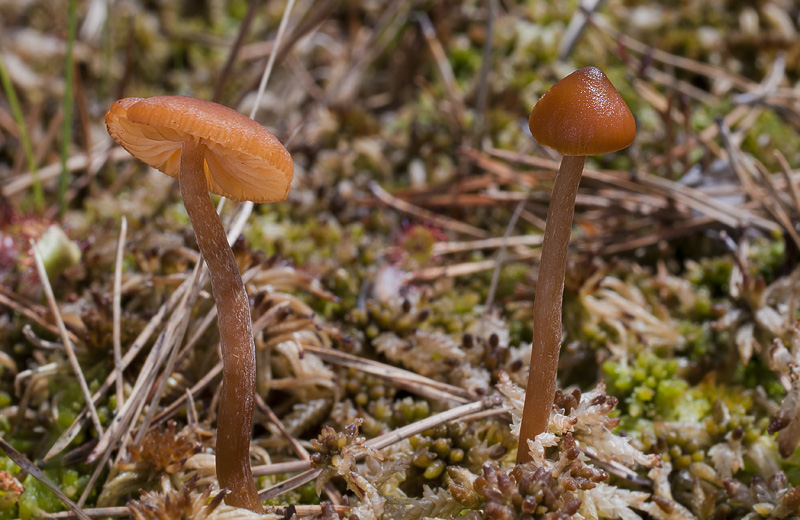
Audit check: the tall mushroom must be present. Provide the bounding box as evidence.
[517,67,635,464]
[105,96,293,511]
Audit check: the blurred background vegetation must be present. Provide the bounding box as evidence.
[3,0,800,518]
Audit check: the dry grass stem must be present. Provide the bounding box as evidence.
[112,216,127,408]
[42,507,128,519]
[151,362,222,427]
[416,11,465,125]
[433,234,543,255]
[0,436,91,520]
[370,181,487,238]
[255,395,309,460]
[3,142,126,197]
[29,240,104,435]
[484,197,529,312]
[414,253,538,281]
[304,344,475,402]
[774,150,800,213]
[252,460,310,478]
[247,0,296,119]
[718,120,800,249]
[6,2,800,517]
[211,0,262,103]
[46,273,191,461]
[0,287,75,342]
[593,19,754,92]
[559,0,605,60]
[258,396,500,500]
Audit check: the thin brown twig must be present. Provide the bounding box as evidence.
[152,362,222,426]
[212,0,263,103]
[0,288,77,343]
[369,181,487,238]
[773,150,800,215]
[590,217,716,255]
[252,460,310,477]
[750,160,800,249]
[471,0,494,149]
[324,0,413,104]
[593,19,755,92]
[718,119,800,249]
[269,505,351,517]
[259,468,321,502]
[481,147,780,232]
[416,11,465,125]
[255,395,309,460]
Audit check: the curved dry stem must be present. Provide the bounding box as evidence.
[179,140,262,512]
[518,155,586,464]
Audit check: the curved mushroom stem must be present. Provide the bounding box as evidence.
[517,154,586,464]
[179,140,262,512]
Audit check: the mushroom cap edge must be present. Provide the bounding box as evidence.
[105,96,294,203]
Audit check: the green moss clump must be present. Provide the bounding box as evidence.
[603,352,687,420]
[687,257,734,297]
[0,458,88,520]
[748,238,786,283]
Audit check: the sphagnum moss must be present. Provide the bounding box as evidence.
[7,0,800,518]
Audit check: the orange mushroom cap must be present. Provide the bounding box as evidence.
[528,67,635,156]
[106,96,293,203]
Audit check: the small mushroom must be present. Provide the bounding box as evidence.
[106,96,293,511]
[517,67,635,464]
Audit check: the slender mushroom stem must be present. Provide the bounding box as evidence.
[517,154,586,464]
[178,139,262,512]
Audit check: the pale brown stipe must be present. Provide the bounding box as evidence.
[106,96,294,512]
[518,68,635,464]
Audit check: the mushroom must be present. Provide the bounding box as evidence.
[517,67,635,464]
[105,96,293,511]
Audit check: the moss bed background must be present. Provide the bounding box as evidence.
[3,0,800,519]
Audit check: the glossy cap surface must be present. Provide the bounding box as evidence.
[106,96,293,203]
[528,67,635,156]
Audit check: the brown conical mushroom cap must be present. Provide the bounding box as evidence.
[528,67,635,156]
[106,96,293,203]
